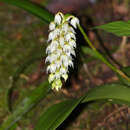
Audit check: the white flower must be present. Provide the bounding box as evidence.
[65,32,76,41]
[46,12,80,91]
[63,60,69,67]
[62,74,68,81]
[65,49,76,57]
[54,12,64,25]
[53,28,60,36]
[55,71,61,79]
[59,37,65,47]
[71,49,76,56]
[63,45,72,53]
[48,31,56,41]
[70,17,79,29]
[55,49,62,56]
[45,55,51,63]
[60,54,68,63]
[52,79,62,91]
[69,32,76,40]
[65,33,71,41]
[48,74,55,83]
[49,22,55,31]
[46,41,58,54]
[51,40,59,48]
[45,54,57,63]
[62,22,69,33]
[69,39,76,48]
[55,60,62,69]
[69,27,75,34]
[68,60,73,67]
[47,64,56,73]
[60,67,67,74]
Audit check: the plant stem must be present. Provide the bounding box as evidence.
[78,25,130,82]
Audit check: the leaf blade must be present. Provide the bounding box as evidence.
[0,0,54,23]
[35,97,84,130]
[35,83,130,130]
[94,21,130,36]
[82,83,130,104]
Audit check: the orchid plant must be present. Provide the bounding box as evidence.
[0,0,130,130]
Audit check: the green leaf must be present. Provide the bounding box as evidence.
[0,0,54,23]
[118,66,130,86]
[94,21,130,36]
[35,83,130,130]
[0,82,51,130]
[82,83,130,104]
[35,97,84,130]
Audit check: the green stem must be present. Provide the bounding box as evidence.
[78,25,130,82]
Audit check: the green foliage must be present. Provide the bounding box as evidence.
[82,83,130,104]
[0,82,50,130]
[118,66,130,86]
[0,0,54,23]
[94,21,130,36]
[35,98,84,130]
[35,83,130,129]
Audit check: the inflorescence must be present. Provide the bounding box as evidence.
[45,12,79,91]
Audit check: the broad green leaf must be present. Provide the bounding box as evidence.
[0,0,54,23]
[94,21,130,36]
[35,83,130,130]
[118,66,130,86]
[82,83,130,104]
[0,82,50,130]
[35,97,84,130]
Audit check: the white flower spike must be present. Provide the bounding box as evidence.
[46,12,80,91]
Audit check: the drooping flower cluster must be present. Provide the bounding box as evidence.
[45,12,79,91]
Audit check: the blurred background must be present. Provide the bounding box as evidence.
[0,0,130,129]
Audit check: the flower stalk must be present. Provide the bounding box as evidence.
[78,25,130,82]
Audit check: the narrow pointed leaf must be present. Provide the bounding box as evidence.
[94,21,130,36]
[0,0,54,23]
